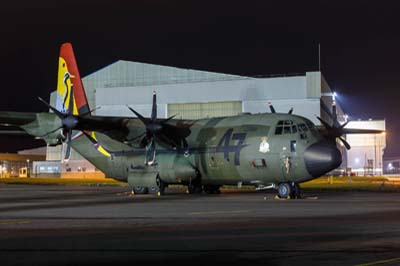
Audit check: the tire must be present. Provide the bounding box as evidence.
[133,186,148,195]
[278,183,292,198]
[148,178,166,195]
[291,183,301,199]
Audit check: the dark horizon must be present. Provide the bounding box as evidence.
[0,0,399,156]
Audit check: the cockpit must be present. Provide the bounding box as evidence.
[274,119,318,139]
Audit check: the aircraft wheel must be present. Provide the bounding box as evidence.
[277,183,292,199]
[148,185,158,194]
[290,182,301,199]
[148,181,166,196]
[133,186,148,195]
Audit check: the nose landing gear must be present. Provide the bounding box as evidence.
[277,182,301,199]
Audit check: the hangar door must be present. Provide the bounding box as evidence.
[168,101,242,120]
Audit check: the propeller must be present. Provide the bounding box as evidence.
[39,86,99,161]
[317,101,351,149]
[127,91,191,152]
[38,87,79,160]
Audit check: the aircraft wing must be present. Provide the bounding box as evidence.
[0,112,37,127]
[0,111,192,149]
[0,112,37,137]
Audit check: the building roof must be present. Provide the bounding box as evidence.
[82,60,249,88]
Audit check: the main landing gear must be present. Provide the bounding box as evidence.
[277,182,301,199]
[186,179,203,194]
[131,177,166,196]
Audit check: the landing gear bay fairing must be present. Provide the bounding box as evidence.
[0,43,381,198]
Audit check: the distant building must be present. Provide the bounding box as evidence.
[0,147,46,177]
[383,157,400,175]
[44,61,385,176]
[345,120,386,175]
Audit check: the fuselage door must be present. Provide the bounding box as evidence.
[275,120,300,181]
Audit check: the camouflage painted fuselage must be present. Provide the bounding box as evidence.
[63,112,332,187]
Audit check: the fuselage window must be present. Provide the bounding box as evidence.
[290,140,297,152]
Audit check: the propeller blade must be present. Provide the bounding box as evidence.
[161,114,177,124]
[64,130,72,160]
[82,131,97,144]
[339,136,351,150]
[79,106,101,117]
[151,91,157,122]
[268,102,276,113]
[316,116,333,130]
[146,138,157,165]
[140,135,150,148]
[127,106,148,124]
[342,128,384,134]
[288,108,293,114]
[68,86,74,116]
[38,97,64,119]
[339,121,349,129]
[332,103,339,127]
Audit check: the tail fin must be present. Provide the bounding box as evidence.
[56,43,90,116]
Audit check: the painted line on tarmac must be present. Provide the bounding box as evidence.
[188,210,250,215]
[0,220,31,225]
[354,257,400,266]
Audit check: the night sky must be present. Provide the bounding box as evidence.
[1,0,400,156]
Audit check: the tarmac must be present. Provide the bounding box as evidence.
[0,184,399,266]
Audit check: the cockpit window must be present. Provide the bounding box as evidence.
[298,123,308,132]
[275,120,296,135]
[305,121,318,135]
[275,127,283,135]
[297,123,308,139]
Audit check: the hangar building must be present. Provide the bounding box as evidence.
[46,61,386,176]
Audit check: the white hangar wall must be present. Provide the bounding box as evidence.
[94,69,326,125]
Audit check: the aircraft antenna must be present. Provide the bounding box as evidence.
[318,43,321,72]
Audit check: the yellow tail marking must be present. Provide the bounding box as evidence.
[91,132,111,157]
[57,57,78,115]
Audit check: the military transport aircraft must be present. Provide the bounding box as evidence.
[0,43,381,198]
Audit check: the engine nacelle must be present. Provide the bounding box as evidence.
[22,113,64,145]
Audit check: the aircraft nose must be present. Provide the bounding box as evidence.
[304,141,342,177]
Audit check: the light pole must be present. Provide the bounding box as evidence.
[26,159,30,178]
[374,134,377,176]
